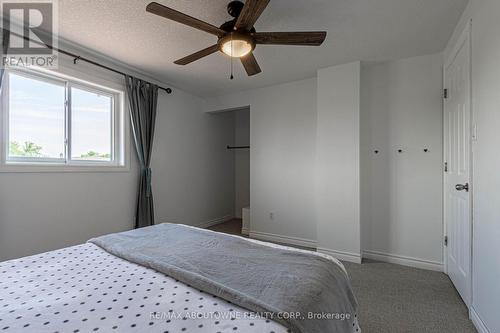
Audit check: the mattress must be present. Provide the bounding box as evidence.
[0,236,360,333]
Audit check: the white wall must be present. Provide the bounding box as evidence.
[206,59,443,265]
[205,78,318,245]
[0,56,137,261]
[0,165,138,261]
[233,108,250,219]
[0,47,236,261]
[446,1,500,332]
[152,90,235,228]
[316,62,361,263]
[360,54,444,270]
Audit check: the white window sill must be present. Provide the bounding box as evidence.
[0,162,130,173]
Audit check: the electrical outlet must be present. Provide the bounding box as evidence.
[269,212,275,221]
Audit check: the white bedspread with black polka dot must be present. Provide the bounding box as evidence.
[0,243,360,333]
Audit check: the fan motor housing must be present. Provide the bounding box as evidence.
[221,1,257,33]
[227,1,244,18]
[220,19,256,33]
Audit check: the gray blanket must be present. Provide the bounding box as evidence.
[89,223,358,333]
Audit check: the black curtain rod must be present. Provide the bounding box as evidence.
[2,29,172,94]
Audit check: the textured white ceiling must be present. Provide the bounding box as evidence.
[58,0,468,97]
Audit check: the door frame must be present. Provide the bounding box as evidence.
[442,20,473,306]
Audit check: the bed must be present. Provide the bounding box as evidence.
[0,224,360,333]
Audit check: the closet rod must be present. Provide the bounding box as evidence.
[227,145,250,150]
[1,29,172,94]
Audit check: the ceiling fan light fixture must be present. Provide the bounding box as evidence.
[221,39,252,57]
[219,33,255,58]
[146,0,327,77]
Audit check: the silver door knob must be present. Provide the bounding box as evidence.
[455,183,469,192]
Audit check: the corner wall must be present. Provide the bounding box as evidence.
[316,62,361,263]
[360,54,444,270]
[152,91,236,228]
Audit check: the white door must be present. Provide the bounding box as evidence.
[444,26,472,307]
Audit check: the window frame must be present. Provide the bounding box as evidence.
[0,67,129,172]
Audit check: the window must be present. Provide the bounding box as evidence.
[70,86,113,162]
[1,68,126,170]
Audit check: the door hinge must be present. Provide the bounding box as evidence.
[444,88,448,99]
[444,162,448,172]
[444,236,448,246]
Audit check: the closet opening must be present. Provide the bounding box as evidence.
[209,106,250,235]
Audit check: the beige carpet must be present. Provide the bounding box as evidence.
[209,219,476,333]
[343,260,476,332]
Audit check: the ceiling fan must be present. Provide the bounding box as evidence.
[146,0,327,77]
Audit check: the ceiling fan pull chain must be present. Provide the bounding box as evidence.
[230,58,234,80]
[230,34,234,80]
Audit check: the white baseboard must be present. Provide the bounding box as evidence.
[248,231,361,264]
[363,250,443,271]
[195,215,234,229]
[318,247,362,264]
[470,306,490,333]
[249,230,316,249]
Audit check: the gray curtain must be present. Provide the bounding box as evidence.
[0,28,9,90]
[126,76,159,228]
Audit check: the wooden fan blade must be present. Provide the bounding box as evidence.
[147,2,225,37]
[240,53,261,76]
[254,31,327,46]
[235,0,270,31]
[174,44,220,65]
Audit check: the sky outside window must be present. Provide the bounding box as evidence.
[71,87,112,161]
[8,73,65,159]
[7,72,113,161]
